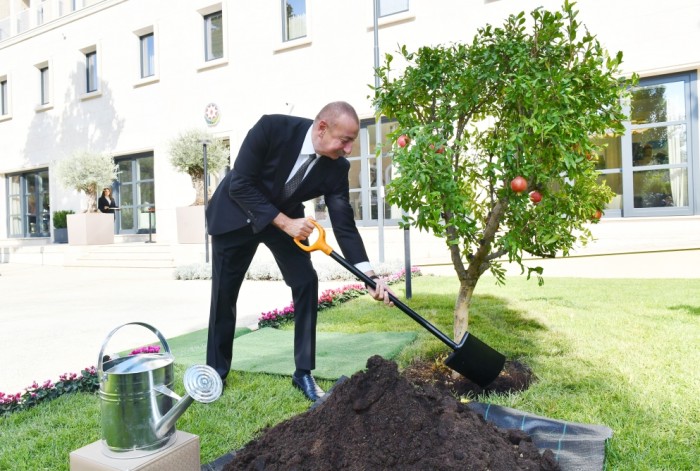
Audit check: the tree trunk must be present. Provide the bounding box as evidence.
[192,175,205,206]
[448,233,469,341]
[451,198,506,341]
[453,280,476,341]
[86,185,98,213]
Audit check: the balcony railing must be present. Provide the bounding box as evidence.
[0,0,106,43]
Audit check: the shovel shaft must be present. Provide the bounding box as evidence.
[329,251,458,350]
[294,219,505,386]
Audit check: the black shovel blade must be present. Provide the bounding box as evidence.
[444,333,506,387]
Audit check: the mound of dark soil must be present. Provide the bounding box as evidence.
[224,356,558,471]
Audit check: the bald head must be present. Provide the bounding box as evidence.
[315,101,359,127]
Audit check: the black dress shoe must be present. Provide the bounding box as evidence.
[292,373,325,402]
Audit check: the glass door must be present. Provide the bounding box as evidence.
[114,154,155,234]
[7,170,50,238]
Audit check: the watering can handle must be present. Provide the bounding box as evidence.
[293,218,333,255]
[97,322,171,373]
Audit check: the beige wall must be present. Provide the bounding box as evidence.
[1,0,700,243]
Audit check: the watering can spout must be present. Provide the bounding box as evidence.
[154,364,223,439]
[154,392,195,439]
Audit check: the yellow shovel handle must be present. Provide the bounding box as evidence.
[294,218,333,255]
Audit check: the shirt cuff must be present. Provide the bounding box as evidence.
[354,261,372,273]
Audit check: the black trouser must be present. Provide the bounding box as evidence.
[206,225,318,380]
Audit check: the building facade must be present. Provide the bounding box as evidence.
[1,0,699,247]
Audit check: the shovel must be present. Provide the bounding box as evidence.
[294,219,506,387]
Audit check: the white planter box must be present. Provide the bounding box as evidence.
[176,206,206,244]
[67,213,115,245]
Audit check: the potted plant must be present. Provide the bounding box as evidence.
[56,150,118,245]
[52,210,74,243]
[168,129,229,243]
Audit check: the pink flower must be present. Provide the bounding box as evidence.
[130,345,161,355]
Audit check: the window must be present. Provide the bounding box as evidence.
[593,71,696,217]
[204,11,223,61]
[40,66,50,105]
[34,61,51,108]
[282,0,307,42]
[134,26,159,83]
[592,133,622,212]
[85,50,98,92]
[379,0,409,17]
[140,33,155,78]
[1,78,7,115]
[628,76,692,213]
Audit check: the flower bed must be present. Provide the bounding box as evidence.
[258,267,421,328]
[0,367,98,416]
[0,346,161,416]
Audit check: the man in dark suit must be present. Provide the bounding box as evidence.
[206,101,393,402]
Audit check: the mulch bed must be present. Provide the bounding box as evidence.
[223,355,557,471]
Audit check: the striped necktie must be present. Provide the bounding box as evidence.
[282,154,316,200]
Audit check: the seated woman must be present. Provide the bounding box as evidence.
[98,187,117,214]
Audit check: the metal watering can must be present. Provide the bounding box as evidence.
[98,322,222,457]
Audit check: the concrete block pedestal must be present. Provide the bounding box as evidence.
[70,431,200,471]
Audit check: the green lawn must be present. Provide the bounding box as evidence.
[1,276,698,470]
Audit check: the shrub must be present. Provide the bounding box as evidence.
[0,367,98,416]
[52,210,75,229]
[173,263,212,280]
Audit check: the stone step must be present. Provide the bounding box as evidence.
[65,243,178,268]
[3,242,199,268]
[63,258,176,269]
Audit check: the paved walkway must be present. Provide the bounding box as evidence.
[2,246,700,394]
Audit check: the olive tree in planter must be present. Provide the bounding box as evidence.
[168,129,229,243]
[56,150,119,245]
[52,210,74,243]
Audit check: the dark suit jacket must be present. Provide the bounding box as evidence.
[98,196,116,214]
[206,114,369,265]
